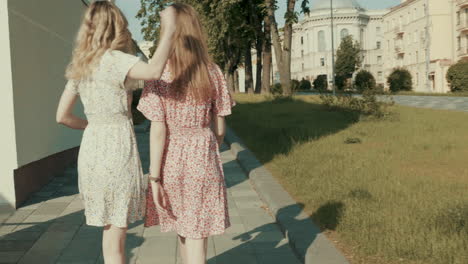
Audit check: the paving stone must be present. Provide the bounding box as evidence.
[0,251,26,263]
[136,236,177,264]
[0,231,42,241]
[32,202,68,216]
[18,230,77,264]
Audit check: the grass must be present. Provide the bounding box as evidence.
[227,94,468,264]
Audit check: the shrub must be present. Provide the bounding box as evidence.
[354,70,376,93]
[291,79,300,92]
[319,89,393,119]
[299,79,312,91]
[271,83,282,95]
[387,68,413,92]
[313,75,328,91]
[446,60,468,92]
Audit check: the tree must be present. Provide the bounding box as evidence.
[137,0,253,92]
[446,60,468,92]
[335,35,361,90]
[354,70,376,92]
[387,68,413,92]
[261,9,272,94]
[266,0,309,96]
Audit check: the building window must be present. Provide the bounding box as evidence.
[301,36,304,45]
[301,50,304,58]
[387,40,390,50]
[376,27,381,35]
[340,28,349,39]
[416,73,419,85]
[320,58,325,67]
[378,71,383,79]
[318,31,326,52]
[465,9,468,25]
[376,41,381,49]
[414,8,417,20]
[414,30,418,42]
[377,56,382,64]
[458,36,461,50]
[302,63,305,71]
[457,11,461,25]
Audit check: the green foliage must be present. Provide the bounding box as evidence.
[354,70,376,93]
[291,79,300,92]
[313,75,328,91]
[446,60,468,92]
[335,35,361,89]
[270,83,282,95]
[320,89,393,119]
[299,79,312,91]
[387,68,413,92]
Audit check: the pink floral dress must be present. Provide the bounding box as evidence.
[137,64,234,239]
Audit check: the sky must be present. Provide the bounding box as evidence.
[116,0,401,43]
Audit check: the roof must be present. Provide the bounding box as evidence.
[311,0,363,10]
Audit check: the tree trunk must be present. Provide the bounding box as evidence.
[234,70,239,93]
[244,45,254,94]
[266,0,296,96]
[226,69,235,93]
[254,40,263,94]
[262,13,272,94]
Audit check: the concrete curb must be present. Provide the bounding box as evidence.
[225,127,349,264]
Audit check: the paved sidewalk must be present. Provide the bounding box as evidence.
[0,126,300,264]
[384,95,468,112]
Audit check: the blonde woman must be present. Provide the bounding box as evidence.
[137,3,235,264]
[56,2,175,263]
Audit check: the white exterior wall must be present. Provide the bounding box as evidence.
[0,0,18,210]
[383,0,454,93]
[290,8,387,86]
[0,0,86,208]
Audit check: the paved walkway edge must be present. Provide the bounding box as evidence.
[225,127,349,264]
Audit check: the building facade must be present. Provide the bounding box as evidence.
[290,0,387,85]
[383,0,454,93]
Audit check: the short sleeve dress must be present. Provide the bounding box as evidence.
[66,50,146,228]
[137,64,235,239]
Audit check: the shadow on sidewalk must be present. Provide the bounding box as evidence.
[0,164,145,263]
[208,202,345,263]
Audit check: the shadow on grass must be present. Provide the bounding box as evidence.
[227,97,360,164]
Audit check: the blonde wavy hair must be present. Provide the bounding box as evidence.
[66,1,134,80]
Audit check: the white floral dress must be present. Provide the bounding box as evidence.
[65,50,146,228]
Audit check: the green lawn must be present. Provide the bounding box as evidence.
[227,94,468,264]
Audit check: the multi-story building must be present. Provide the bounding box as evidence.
[383,0,454,93]
[454,0,468,60]
[290,0,387,85]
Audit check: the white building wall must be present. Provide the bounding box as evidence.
[0,0,18,210]
[8,0,86,167]
[0,0,86,208]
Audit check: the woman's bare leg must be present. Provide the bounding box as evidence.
[102,225,127,264]
[184,237,208,264]
[178,235,187,264]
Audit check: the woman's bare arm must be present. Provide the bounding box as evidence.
[149,121,167,179]
[212,115,226,146]
[127,8,176,81]
[56,89,87,130]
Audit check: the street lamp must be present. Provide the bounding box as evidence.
[330,0,336,96]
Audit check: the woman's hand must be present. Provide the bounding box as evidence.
[150,179,168,212]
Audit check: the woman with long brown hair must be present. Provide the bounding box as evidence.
[137,3,234,264]
[56,2,176,263]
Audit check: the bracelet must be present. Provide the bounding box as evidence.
[149,176,161,182]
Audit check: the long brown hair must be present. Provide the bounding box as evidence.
[66,1,134,80]
[168,3,214,103]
